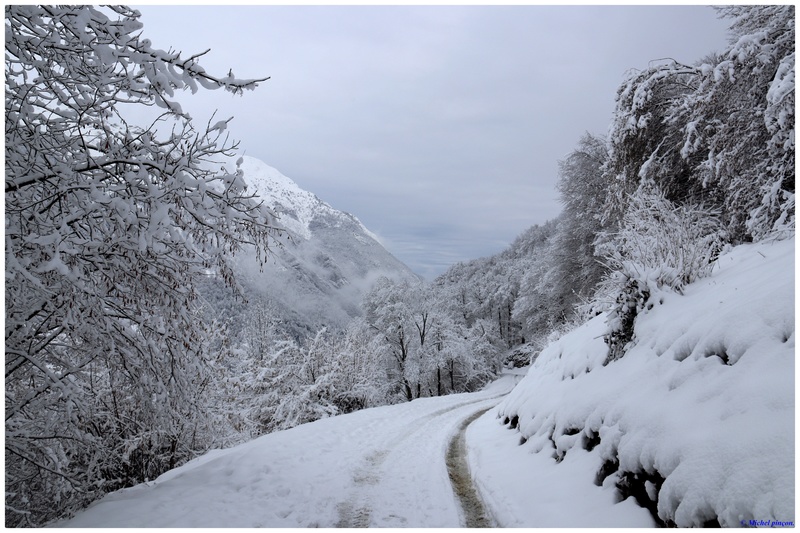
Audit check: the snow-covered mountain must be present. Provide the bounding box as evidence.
[218,156,418,338]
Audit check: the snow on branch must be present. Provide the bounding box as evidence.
[5,5,277,526]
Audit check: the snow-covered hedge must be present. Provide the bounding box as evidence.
[494,238,794,527]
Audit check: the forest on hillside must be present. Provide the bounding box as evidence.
[5,5,794,526]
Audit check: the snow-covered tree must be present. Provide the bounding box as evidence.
[363,278,426,401]
[604,58,707,218]
[240,298,282,361]
[329,318,390,412]
[432,250,527,351]
[262,330,339,431]
[362,277,500,401]
[478,221,559,345]
[603,5,794,241]
[677,5,795,239]
[5,5,273,526]
[552,133,610,306]
[513,231,562,344]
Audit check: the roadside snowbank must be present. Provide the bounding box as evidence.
[469,238,794,527]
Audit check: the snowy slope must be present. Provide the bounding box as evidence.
[55,374,521,528]
[470,238,795,527]
[208,156,418,337]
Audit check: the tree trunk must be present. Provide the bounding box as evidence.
[403,380,413,402]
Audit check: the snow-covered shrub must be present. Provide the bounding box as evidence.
[219,315,397,439]
[242,331,341,434]
[595,185,726,363]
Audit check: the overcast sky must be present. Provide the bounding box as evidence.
[133,4,731,279]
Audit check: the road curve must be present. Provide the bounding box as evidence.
[57,373,522,528]
[333,391,509,527]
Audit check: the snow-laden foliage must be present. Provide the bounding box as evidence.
[551,133,610,306]
[5,6,272,526]
[693,6,795,239]
[598,186,725,294]
[215,300,393,439]
[603,187,725,294]
[593,185,727,363]
[604,5,794,241]
[511,225,565,343]
[604,60,705,225]
[363,278,499,401]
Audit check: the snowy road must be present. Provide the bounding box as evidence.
[57,373,522,528]
[56,240,795,529]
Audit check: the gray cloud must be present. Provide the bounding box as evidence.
[134,4,730,279]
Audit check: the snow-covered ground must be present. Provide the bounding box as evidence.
[477,237,794,527]
[56,374,522,528]
[55,238,794,528]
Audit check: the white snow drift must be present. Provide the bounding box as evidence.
[477,237,794,527]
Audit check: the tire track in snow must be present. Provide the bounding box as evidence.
[334,395,505,527]
[447,407,495,528]
[335,449,387,527]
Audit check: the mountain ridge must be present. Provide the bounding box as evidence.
[220,156,419,339]
[240,156,382,245]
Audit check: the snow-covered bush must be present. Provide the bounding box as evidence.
[231,330,341,435]
[595,185,726,363]
[329,319,392,413]
[218,312,397,440]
